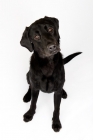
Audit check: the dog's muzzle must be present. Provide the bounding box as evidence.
[47,44,60,55]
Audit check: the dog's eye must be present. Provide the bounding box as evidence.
[34,35,40,40]
[48,27,54,33]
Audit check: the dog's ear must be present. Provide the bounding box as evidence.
[44,16,59,29]
[20,27,33,52]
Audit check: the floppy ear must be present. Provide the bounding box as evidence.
[20,27,33,52]
[44,16,59,29]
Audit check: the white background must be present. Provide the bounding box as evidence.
[1,0,93,139]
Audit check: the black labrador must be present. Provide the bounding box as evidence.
[20,16,82,132]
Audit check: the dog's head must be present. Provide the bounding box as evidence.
[20,16,60,58]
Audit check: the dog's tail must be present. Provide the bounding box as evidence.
[63,52,82,65]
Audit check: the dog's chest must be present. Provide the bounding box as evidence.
[36,62,64,93]
[41,61,54,77]
[30,53,65,92]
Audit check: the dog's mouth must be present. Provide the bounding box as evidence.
[50,49,60,55]
[37,46,61,58]
[44,47,61,57]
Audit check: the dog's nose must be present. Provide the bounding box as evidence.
[48,45,56,52]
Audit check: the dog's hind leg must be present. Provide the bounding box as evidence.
[23,71,32,102]
[61,89,67,99]
[23,86,31,102]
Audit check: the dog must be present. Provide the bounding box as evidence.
[20,16,82,132]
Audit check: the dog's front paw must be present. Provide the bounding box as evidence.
[23,110,33,122]
[52,121,62,132]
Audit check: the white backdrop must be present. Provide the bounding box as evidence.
[1,0,93,139]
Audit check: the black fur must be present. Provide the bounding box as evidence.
[20,16,82,132]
